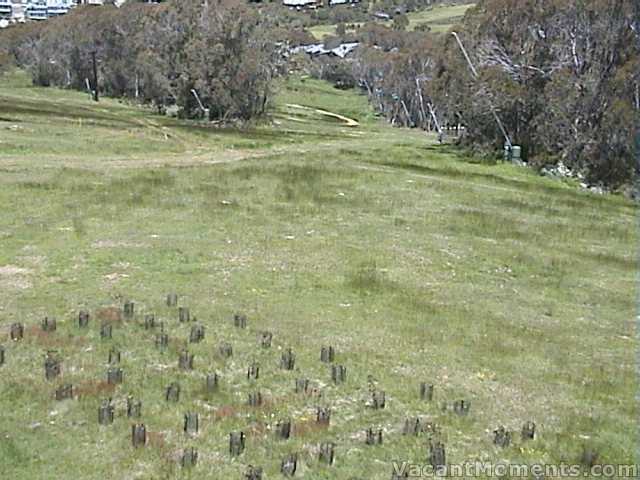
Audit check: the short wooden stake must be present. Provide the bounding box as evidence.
[55,383,73,401]
[123,301,135,319]
[166,293,178,307]
[108,347,120,364]
[365,427,383,445]
[189,324,205,343]
[316,407,330,426]
[181,447,198,468]
[420,382,434,401]
[45,351,61,380]
[247,362,259,380]
[247,391,262,407]
[229,431,245,456]
[259,331,272,348]
[319,442,335,465]
[41,316,57,332]
[100,323,112,340]
[107,367,123,385]
[320,346,335,363]
[179,350,194,371]
[155,333,169,351]
[219,342,233,358]
[493,426,511,448]
[131,423,146,447]
[295,378,309,394]
[428,441,446,470]
[244,465,263,480]
[184,412,199,435]
[98,399,114,425]
[205,373,219,393]
[127,397,142,418]
[0,345,4,366]
[276,419,292,440]
[280,454,297,476]
[78,311,90,328]
[280,348,295,370]
[144,314,156,330]
[331,364,346,384]
[521,421,536,440]
[166,382,180,402]
[233,313,247,329]
[178,307,190,323]
[10,323,23,341]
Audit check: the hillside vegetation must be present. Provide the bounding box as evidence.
[0,70,637,479]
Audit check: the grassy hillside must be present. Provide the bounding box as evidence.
[0,69,637,479]
[309,2,475,39]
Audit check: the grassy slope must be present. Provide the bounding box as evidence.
[0,70,637,479]
[309,2,475,40]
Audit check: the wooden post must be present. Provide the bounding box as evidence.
[0,345,4,366]
[189,325,205,343]
[493,426,511,448]
[280,454,297,476]
[247,362,259,380]
[403,417,423,436]
[98,399,114,425]
[55,383,73,401]
[316,407,331,426]
[365,427,383,445]
[318,442,335,465]
[233,313,247,329]
[90,50,99,102]
[179,350,194,371]
[259,331,272,348]
[100,323,112,340]
[127,397,142,418]
[41,316,57,332]
[205,373,219,393]
[370,390,385,409]
[181,448,198,468]
[123,301,134,319]
[229,431,245,456]
[155,333,169,351]
[331,365,346,384]
[78,310,90,328]
[320,346,335,363]
[247,391,262,407]
[295,378,309,394]
[45,352,61,380]
[144,314,156,330]
[428,441,446,470]
[521,421,536,441]
[107,367,123,385]
[131,423,146,447]
[10,323,24,341]
[219,342,233,358]
[166,293,178,307]
[178,307,190,323]
[420,383,434,401]
[184,412,199,435]
[453,399,470,416]
[108,347,120,364]
[166,382,180,402]
[244,466,263,480]
[276,419,291,440]
[280,348,295,370]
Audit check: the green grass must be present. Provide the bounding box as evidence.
[0,68,637,479]
[308,2,475,39]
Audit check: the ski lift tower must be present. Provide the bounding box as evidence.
[450,32,521,163]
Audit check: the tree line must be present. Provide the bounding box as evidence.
[343,0,639,188]
[1,0,283,122]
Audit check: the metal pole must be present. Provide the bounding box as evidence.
[90,50,99,102]
[451,32,512,149]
